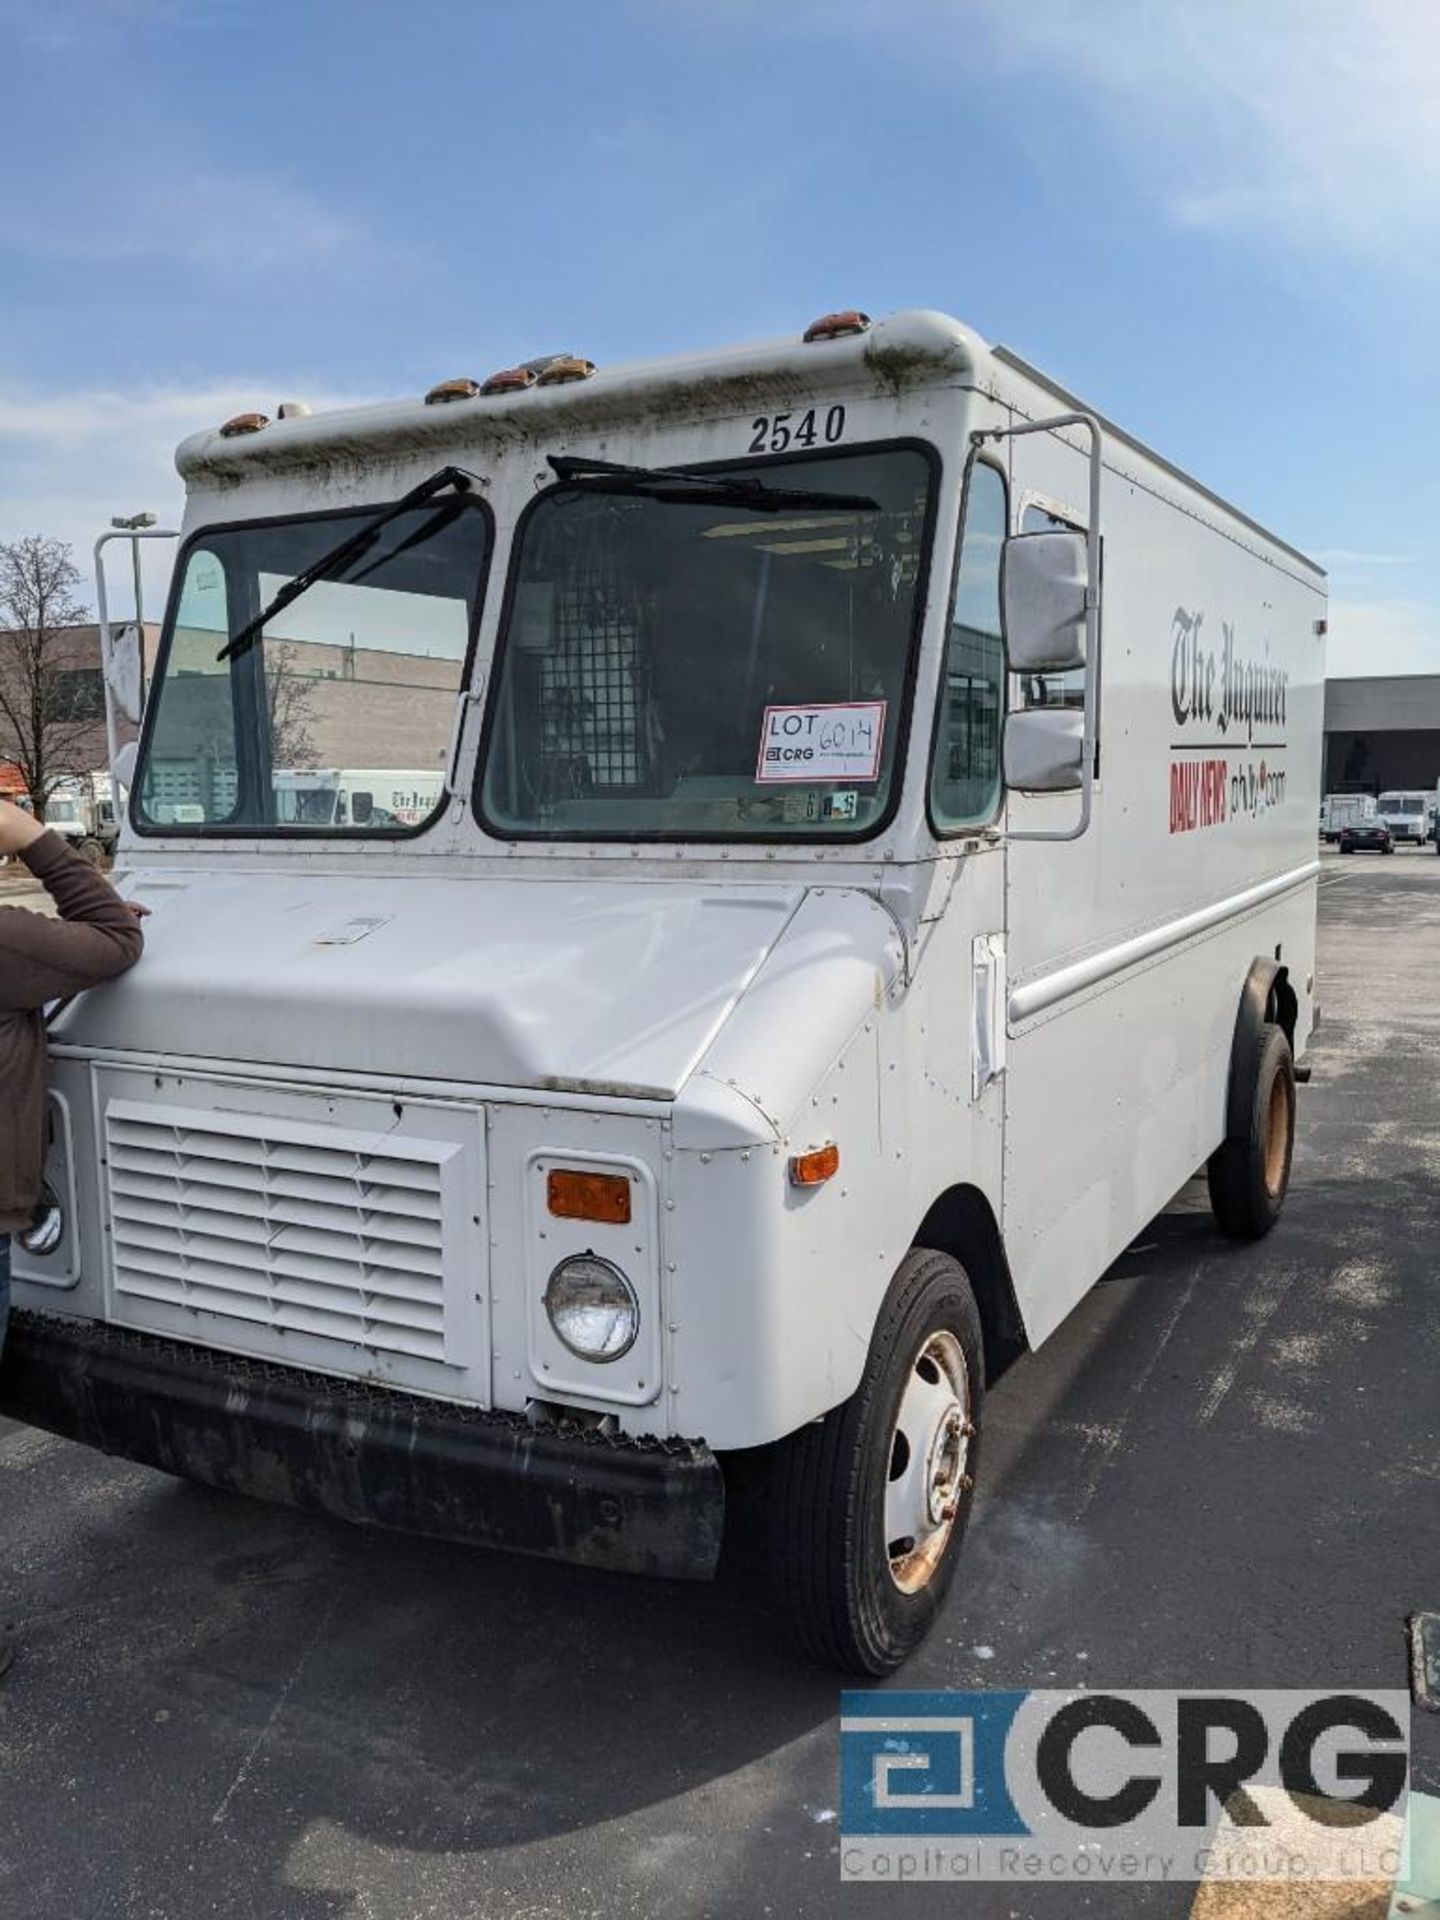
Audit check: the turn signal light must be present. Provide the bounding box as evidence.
[219,412,269,437]
[535,355,596,386]
[481,366,538,395]
[803,310,870,343]
[788,1142,840,1187]
[425,377,481,405]
[547,1168,632,1225]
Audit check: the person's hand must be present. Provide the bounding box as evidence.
[124,900,151,920]
[0,796,45,857]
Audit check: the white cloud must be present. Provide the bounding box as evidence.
[0,378,373,619]
[1327,597,1440,677]
[958,0,1440,264]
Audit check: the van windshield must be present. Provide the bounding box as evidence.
[135,499,489,833]
[476,445,934,839]
[1378,793,1423,814]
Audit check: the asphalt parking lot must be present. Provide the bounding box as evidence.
[1,846,1436,1920]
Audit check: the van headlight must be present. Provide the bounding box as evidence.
[544,1254,639,1362]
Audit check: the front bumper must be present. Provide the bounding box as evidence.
[0,1310,724,1581]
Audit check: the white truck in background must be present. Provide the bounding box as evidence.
[42,772,119,866]
[1376,789,1430,846]
[273,768,446,830]
[3,307,1325,1673]
[1319,792,1375,842]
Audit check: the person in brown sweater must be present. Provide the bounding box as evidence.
[0,793,147,1676]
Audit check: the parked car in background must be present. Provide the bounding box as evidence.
[1339,820,1393,854]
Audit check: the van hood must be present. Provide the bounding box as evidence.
[57,868,810,1100]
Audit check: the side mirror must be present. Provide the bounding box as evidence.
[350,791,374,825]
[1002,530,1088,673]
[1004,709,1084,793]
[112,740,139,796]
[106,622,145,725]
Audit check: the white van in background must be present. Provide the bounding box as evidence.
[1319,793,1376,842]
[273,768,445,829]
[1376,790,1429,846]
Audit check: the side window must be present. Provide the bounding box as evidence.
[930,460,1006,832]
[1018,502,1086,714]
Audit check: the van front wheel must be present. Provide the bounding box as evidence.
[767,1247,984,1675]
[1207,1023,1295,1240]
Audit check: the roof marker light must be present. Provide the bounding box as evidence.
[803,310,871,343]
[535,355,596,387]
[481,365,538,396]
[277,401,312,420]
[788,1142,840,1187]
[219,412,269,438]
[425,377,481,406]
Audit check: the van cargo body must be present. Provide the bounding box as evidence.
[1,310,1326,1670]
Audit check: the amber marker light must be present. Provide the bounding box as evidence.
[219,412,269,437]
[547,1168,632,1225]
[788,1142,840,1187]
[425,377,481,405]
[481,366,537,395]
[803,309,871,343]
[535,355,596,386]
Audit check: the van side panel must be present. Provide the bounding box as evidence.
[997,397,1324,1344]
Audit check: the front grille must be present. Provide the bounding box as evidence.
[105,1099,458,1362]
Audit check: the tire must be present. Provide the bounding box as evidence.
[764,1247,984,1674]
[1339,844,1351,854]
[1207,1024,1296,1241]
[77,836,106,868]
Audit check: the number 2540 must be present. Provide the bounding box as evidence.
[748,405,846,454]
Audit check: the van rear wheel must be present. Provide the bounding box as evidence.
[766,1247,984,1674]
[1207,1024,1295,1241]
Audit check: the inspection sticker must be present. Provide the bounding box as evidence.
[756,701,886,784]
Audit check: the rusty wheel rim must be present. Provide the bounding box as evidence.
[1263,1071,1291,1199]
[885,1329,973,1595]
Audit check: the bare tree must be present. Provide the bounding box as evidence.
[265,642,320,769]
[0,536,95,819]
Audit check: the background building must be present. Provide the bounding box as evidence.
[0,622,160,796]
[1323,674,1440,795]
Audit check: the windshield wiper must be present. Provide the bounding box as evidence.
[216,464,479,664]
[546,454,879,514]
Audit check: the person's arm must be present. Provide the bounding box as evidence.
[0,798,144,1013]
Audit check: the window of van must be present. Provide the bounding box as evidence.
[477,446,935,840]
[929,461,1005,832]
[135,500,489,834]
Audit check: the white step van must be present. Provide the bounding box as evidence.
[3,311,1325,1672]
[1376,789,1430,846]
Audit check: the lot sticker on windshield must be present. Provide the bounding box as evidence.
[756,701,886,784]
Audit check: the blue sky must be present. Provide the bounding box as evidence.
[1,0,1436,674]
